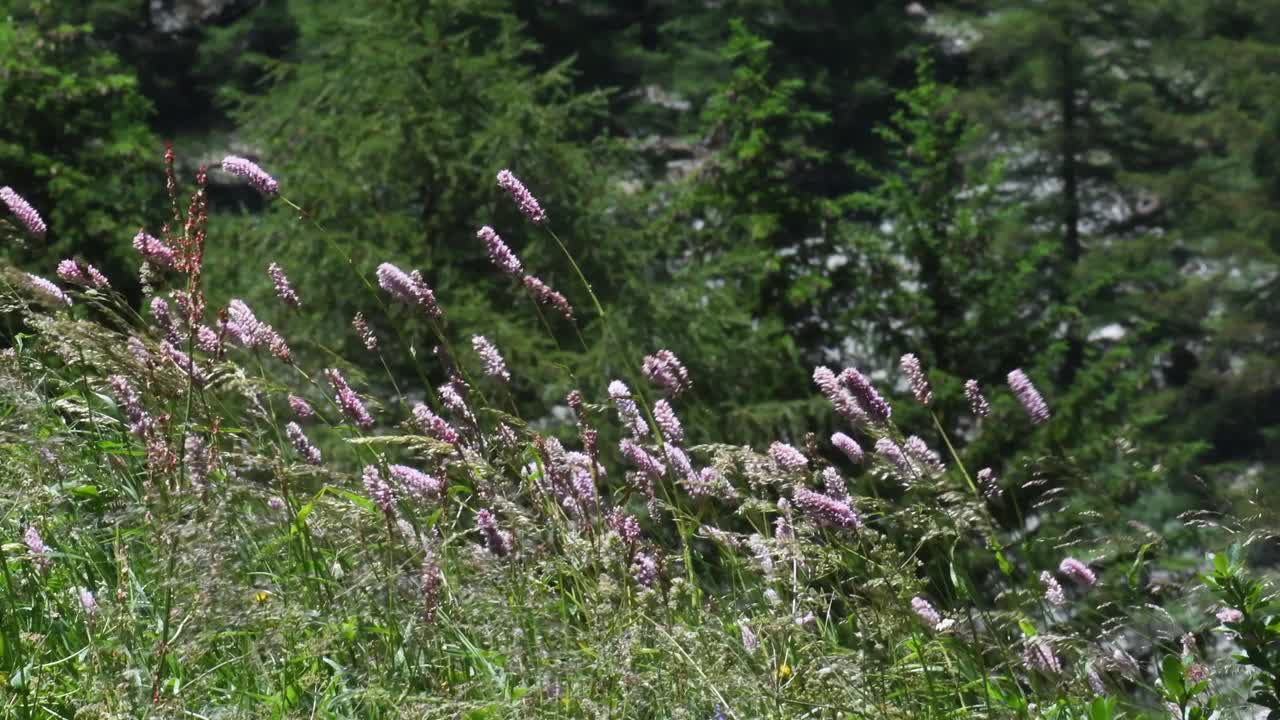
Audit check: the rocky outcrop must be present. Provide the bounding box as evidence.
[150,0,259,33]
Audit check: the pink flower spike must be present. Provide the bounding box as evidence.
[24,273,72,306]
[496,169,547,224]
[221,155,279,195]
[267,263,300,308]
[0,186,46,237]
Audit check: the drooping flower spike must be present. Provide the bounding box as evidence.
[0,186,46,237]
[496,169,546,225]
[221,155,279,196]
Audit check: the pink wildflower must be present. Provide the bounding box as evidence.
[965,379,990,417]
[652,399,683,443]
[496,169,547,224]
[642,350,691,396]
[0,186,46,237]
[831,432,863,464]
[900,353,932,405]
[286,422,322,465]
[376,263,441,318]
[522,274,573,319]
[793,487,861,530]
[133,230,177,268]
[361,465,395,515]
[471,335,510,382]
[324,368,374,429]
[1058,557,1097,588]
[24,273,71,306]
[221,155,279,195]
[838,368,892,423]
[1008,369,1050,424]
[476,225,522,276]
[267,263,300,308]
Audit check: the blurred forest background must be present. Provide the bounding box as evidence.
[2,0,1278,562]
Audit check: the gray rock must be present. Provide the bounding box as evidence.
[150,0,258,33]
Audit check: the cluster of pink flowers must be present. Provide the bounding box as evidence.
[288,394,315,419]
[899,353,932,406]
[977,467,999,498]
[903,435,944,477]
[652,399,683,443]
[642,350,691,396]
[1,186,46,237]
[361,465,395,515]
[286,422,322,465]
[608,380,649,437]
[376,263,441,318]
[1058,557,1096,588]
[352,313,378,351]
[792,487,861,530]
[389,464,442,500]
[476,509,513,557]
[324,368,374,429]
[911,596,942,629]
[813,366,867,425]
[108,375,152,436]
[267,263,300,308]
[133,231,177,268]
[964,379,990,417]
[412,403,459,445]
[57,259,110,289]
[471,335,510,383]
[875,438,914,482]
[620,438,665,480]
[839,367,892,423]
[221,155,279,196]
[1023,637,1062,674]
[225,299,291,361]
[23,526,51,570]
[476,226,523,276]
[24,273,71,307]
[769,441,808,474]
[1040,571,1066,606]
[831,432,863,464]
[496,169,546,225]
[1008,369,1050,424]
[521,274,574,320]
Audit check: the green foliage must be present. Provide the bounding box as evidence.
[0,0,162,284]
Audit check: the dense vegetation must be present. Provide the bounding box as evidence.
[0,0,1277,716]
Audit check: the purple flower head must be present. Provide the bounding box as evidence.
[964,379,991,417]
[609,511,642,545]
[821,466,846,500]
[476,226,523,276]
[814,366,867,425]
[903,435,945,477]
[496,169,547,224]
[150,296,180,345]
[521,274,574,319]
[831,432,863,464]
[1023,636,1062,674]
[793,487,861,530]
[361,465,395,516]
[286,422,322,465]
[389,464,442,500]
[437,379,474,423]
[412,403,459,445]
[56,260,87,284]
[911,596,942,629]
[1058,557,1096,588]
[352,312,378,351]
[1216,607,1243,624]
[324,368,374,429]
[608,380,649,438]
[977,467,1000,499]
[376,263,441,318]
[78,587,98,617]
[471,335,510,383]
[875,438,915,482]
[1007,369,1050,424]
[652,399,683,443]
[108,375,152,436]
[631,551,658,588]
[24,273,71,307]
[133,231,177,268]
[769,442,808,474]
[23,526,50,570]
[1040,571,1066,606]
[161,341,205,385]
[476,509,513,557]
[221,155,279,195]
[267,263,300,308]
[838,368,892,423]
[642,350,691,397]
[1,186,46,237]
[663,444,694,480]
[268,496,287,512]
[620,438,665,480]
[288,394,315,420]
[900,353,932,406]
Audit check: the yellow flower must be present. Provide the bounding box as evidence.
[254,590,270,604]
[776,663,792,680]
